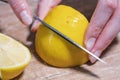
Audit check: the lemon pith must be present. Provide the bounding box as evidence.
[0,33,31,79]
[35,5,89,67]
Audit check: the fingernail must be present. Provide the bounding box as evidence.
[31,20,40,32]
[86,38,96,50]
[20,10,32,25]
[89,51,101,63]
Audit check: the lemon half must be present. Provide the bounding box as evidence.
[35,5,89,67]
[0,33,31,79]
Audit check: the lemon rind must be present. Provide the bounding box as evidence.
[0,33,31,69]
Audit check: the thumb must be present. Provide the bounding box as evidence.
[8,0,33,26]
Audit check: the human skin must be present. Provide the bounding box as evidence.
[8,0,120,63]
[8,0,61,31]
[85,0,120,63]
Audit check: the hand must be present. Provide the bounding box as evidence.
[8,0,61,31]
[85,0,120,63]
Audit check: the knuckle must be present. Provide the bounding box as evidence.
[92,26,103,37]
[99,0,117,10]
[105,0,117,9]
[89,25,103,38]
[9,0,27,12]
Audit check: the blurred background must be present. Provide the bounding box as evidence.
[61,0,98,20]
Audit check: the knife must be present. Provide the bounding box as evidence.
[34,16,106,64]
[0,0,106,64]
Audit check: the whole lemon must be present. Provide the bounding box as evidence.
[35,5,89,67]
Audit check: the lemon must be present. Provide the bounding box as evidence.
[0,33,31,79]
[35,5,89,67]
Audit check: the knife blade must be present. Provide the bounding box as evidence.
[34,16,106,64]
[0,0,106,64]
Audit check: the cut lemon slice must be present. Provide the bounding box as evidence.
[0,33,31,79]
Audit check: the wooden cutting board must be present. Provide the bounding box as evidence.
[0,0,120,80]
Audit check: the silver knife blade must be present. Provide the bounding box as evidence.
[34,16,106,64]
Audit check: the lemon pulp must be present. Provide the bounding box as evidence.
[0,33,31,79]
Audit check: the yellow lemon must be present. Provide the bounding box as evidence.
[35,5,89,67]
[0,33,31,79]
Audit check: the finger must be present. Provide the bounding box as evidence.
[8,0,32,25]
[31,20,39,32]
[89,8,120,63]
[31,0,61,32]
[38,0,61,20]
[85,0,116,51]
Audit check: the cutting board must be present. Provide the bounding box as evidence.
[0,0,120,80]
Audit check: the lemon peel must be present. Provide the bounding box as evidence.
[0,33,31,79]
[35,5,89,67]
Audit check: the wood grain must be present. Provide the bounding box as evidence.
[0,0,120,80]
